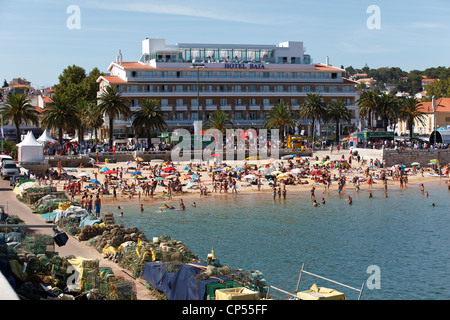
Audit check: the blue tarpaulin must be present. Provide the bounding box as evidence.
[79,216,101,227]
[141,261,230,300]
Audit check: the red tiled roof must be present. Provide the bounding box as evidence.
[419,98,450,113]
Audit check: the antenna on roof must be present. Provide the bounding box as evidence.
[326,56,329,67]
[116,49,123,65]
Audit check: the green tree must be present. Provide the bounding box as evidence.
[96,85,130,147]
[376,93,398,131]
[132,99,167,146]
[0,93,39,143]
[356,90,379,130]
[263,102,297,141]
[204,110,234,133]
[40,94,80,144]
[423,78,449,100]
[399,97,426,139]
[299,93,327,142]
[325,100,352,143]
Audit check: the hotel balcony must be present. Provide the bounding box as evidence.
[161,105,173,111]
[263,105,274,110]
[205,105,218,111]
[234,105,247,111]
[248,105,261,110]
[220,105,232,111]
[175,105,188,111]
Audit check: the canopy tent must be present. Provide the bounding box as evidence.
[429,130,450,144]
[17,131,44,162]
[37,129,58,144]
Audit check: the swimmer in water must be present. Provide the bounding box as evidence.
[118,206,121,209]
[192,202,196,207]
[140,204,144,212]
[119,212,123,217]
[368,192,373,198]
[321,198,325,204]
[348,196,352,205]
[313,200,319,207]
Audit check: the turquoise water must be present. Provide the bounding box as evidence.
[105,181,450,300]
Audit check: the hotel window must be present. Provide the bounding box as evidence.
[130,85,138,93]
[262,72,270,79]
[248,112,256,120]
[176,113,184,121]
[304,73,311,79]
[304,85,311,92]
[278,98,284,104]
[191,113,198,120]
[291,99,298,106]
[331,73,337,79]
[317,73,324,79]
[191,99,198,107]
[277,85,284,92]
[263,99,270,106]
[205,85,213,92]
[331,86,338,92]
[190,85,197,92]
[290,85,297,92]
[176,85,183,92]
[248,72,256,78]
[248,85,256,92]
[233,72,242,78]
[235,112,242,120]
[235,98,242,105]
[131,99,138,107]
[161,99,169,106]
[206,99,213,106]
[317,86,324,92]
[176,99,184,106]
[263,85,270,92]
[250,98,257,106]
[219,72,227,78]
[220,99,228,106]
[161,71,168,78]
[234,85,242,92]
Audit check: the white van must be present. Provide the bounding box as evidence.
[1,159,20,179]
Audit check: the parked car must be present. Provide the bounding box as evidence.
[1,160,20,179]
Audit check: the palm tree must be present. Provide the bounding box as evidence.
[376,93,398,131]
[326,100,352,144]
[399,97,426,139]
[263,102,297,141]
[1,93,39,143]
[299,93,327,142]
[84,101,104,144]
[96,85,130,148]
[40,94,80,144]
[356,90,378,130]
[204,110,234,133]
[132,99,167,146]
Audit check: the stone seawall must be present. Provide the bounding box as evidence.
[354,148,450,167]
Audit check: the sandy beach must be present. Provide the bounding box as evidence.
[54,150,448,208]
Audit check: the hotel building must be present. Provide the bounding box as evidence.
[97,38,359,143]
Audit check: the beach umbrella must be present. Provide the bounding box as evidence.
[430,159,439,163]
[293,157,302,161]
[180,175,191,180]
[323,160,331,165]
[165,175,177,179]
[137,175,145,179]
[244,174,257,180]
[277,173,289,179]
[190,174,199,178]
[135,157,144,162]
[214,168,222,172]
[271,171,282,175]
[154,177,164,180]
[99,167,110,173]
[162,167,176,171]
[234,167,244,171]
[183,167,192,171]
[104,170,116,174]
[246,156,260,160]
[78,172,90,177]
[311,170,322,176]
[131,171,142,175]
[411,162,420,166]
[265,174,275,179]
[89,179,101,184]
[290,168,302,174]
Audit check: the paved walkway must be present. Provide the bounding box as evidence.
[0,179,156,300]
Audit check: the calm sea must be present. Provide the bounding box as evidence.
[104,181,450,300]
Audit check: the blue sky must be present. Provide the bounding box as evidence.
[0,0,449,88]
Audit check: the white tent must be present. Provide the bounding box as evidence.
[37,129,58,144]
[17,131,44,162]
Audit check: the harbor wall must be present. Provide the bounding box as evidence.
[354,148,450,167]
